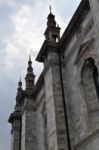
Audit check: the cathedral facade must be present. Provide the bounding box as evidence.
[8,0,99,150]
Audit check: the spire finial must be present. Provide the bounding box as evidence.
[20,76,21,82]
[18,76,22,88]
[28,54,32,65]
[25,55,35,91]
[49,5,52,14]
[27,54,33,74]
[29,54,31,61]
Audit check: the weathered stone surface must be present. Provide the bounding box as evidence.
[9,1,99,150]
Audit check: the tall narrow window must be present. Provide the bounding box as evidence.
[81,58,99,127]
[93,67,99,98]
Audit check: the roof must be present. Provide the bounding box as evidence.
[60,0,90,49]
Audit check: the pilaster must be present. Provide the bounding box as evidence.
[21,94,37,150]
[37,40,68,150]
[9,111,22,150]
[44,48,68,150]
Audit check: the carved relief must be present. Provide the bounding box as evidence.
[76,25,83,38]
[76,18,94,39]
[75,38,95,65]
[83,18,94,36]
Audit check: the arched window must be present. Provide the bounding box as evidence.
[81,58,99,127]
[93,67,99,98]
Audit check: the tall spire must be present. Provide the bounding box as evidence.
[15,77,23,110]
[25,55,35,91]
[17,76,22,93]
[27,54,33,74]
[49,5,52,14]
[44,7,60,42]
[18,76,22,87]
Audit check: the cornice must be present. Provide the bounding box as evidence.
[60,0,90,51]
[75,129,99,148]
[8,111,21,123]
[36,40,58,62]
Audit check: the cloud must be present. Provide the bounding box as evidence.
[3,0,69,75]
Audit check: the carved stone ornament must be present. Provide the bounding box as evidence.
[75,38,95,64]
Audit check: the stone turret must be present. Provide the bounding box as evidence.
[21,56,37,150]
[36,8,67,150]
[25,55,35,92]
[8,78,23,150]
[44,6,60,42]
[36,7,61,63]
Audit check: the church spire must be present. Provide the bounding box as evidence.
[44,7,60,42]
[49,5,52,14]
[16,77,23,100]
[18,76,22,91]
[47,6,56,28]
[14,77,23,112]
[27,54,33,74]
[25,55,35,91]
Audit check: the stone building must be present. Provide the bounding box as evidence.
[8,0,99,150]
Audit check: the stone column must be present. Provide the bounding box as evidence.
[44,46,68,150]
[21,97,37,150]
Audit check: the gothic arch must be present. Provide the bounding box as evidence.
[81,57,99,127]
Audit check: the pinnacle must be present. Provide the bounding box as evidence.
[18,76,22,87]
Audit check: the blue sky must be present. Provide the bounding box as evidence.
[0,0,81,149]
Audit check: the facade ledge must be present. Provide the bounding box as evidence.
[8,111,21,123]
[36,40,58,62]
[75,129,99,148]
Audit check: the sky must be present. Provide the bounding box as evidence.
[0,0,81,150]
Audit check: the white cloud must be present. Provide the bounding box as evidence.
[5,4,44,73]
[2,0,62,89]
[4,1,67,77]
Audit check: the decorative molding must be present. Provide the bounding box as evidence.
[62,17,94,65]
[43,58,59,75]
[75,38,95,64]
[75,129,99,148]
[83,18,94,36]
[76,25,83,38]
[36,40,58,62]
[60,0,90,49]
[8,111,21,123]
